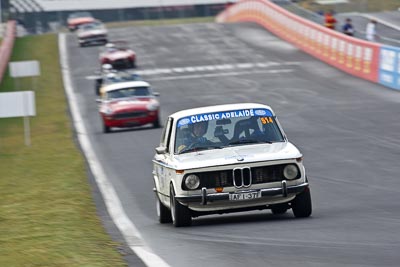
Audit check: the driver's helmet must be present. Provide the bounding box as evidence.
[189,121,208,137]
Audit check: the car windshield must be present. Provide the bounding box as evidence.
[80,22,103,30]
[104,73,141,85]
[174,108,285,154]
[106,86,150,100]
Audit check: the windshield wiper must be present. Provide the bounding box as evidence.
[179,145,223,155]
[227,139,272,146]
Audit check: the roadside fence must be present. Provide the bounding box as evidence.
[216,0,400,91]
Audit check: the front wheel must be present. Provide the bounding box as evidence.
[291,187,312,218]
[170,186,192,227]
[103,123,111,133]
[156,196,172,223]
[153,116,161,128]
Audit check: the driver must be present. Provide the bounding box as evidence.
[177,121,210,153]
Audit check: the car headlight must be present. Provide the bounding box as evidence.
[146,101,159,111]
[103,107,113,115]
[283,164,299,180]
[184,174,200,190]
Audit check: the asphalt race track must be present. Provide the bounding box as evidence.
[65,22,400,267]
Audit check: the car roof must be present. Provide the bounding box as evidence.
[103,80,150,92]
[170,103,275,119]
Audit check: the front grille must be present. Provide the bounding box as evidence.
[184,164,299,190]
[114,59,128,64]
[233,167,251,188]
[252,165,288,183]
[113,111,147,119]
[81,34,106,40]
[198,170,234,188]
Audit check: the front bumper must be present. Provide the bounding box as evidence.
[79,35,107,45]
[102,112,158,127]
[175,181,309,205]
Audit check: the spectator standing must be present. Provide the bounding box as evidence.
[366,19,378,41]
[324,10,337,30]
[342,18,354,36]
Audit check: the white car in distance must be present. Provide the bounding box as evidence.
[77,20,108,47]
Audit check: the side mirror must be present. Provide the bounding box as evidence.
[153,92,160,97]
[96,99,102,103]
[155,146,167,154]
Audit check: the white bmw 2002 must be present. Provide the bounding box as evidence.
[153,103,312,227]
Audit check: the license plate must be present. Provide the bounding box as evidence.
[229,191,261,201]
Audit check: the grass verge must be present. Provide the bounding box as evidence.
[0,34,126,266]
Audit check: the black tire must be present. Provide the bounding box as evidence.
[153,116,161,128]
[95,80,102,95]
[292,187,312,218]
[271,203,288,215]
[156,196,172,223]
[170,186,192,227]
[103,124,111,133]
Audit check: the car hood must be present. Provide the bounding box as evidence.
[102,50,134,61]
[108,98,154,112]
[172,142,301,170]
[78,29,107,38]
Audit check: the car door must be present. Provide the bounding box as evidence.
[154,117,174,200]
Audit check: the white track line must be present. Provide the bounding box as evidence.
[58,33,170,267]
[145,69,294,81]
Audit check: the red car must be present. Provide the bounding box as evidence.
[98,80,160,133]
[99,41,137,69]
[67,11,95,31]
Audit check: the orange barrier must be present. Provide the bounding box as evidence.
[216,0,380,83]
[0,21,17,85]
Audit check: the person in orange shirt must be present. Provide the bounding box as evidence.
[324,10,337,30]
